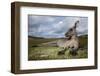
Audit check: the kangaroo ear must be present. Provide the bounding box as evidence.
[74,20,79,29]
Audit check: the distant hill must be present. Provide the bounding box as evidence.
[28,36,44,39]
[79,34,88,38]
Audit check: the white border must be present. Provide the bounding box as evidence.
[20,6,95,70]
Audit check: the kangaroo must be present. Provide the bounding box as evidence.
[57,20,79,55]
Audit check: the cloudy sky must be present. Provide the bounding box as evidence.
[28,15,88,38]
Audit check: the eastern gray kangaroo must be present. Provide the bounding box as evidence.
[57,20,79,55]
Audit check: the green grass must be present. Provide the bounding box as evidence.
[28,35,88,60]
[28,46,87,60]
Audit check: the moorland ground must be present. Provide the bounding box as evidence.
[28,35,88,60]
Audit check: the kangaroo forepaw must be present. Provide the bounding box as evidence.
[58,51,65,55]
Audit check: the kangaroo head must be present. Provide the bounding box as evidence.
[65,20,79,39]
